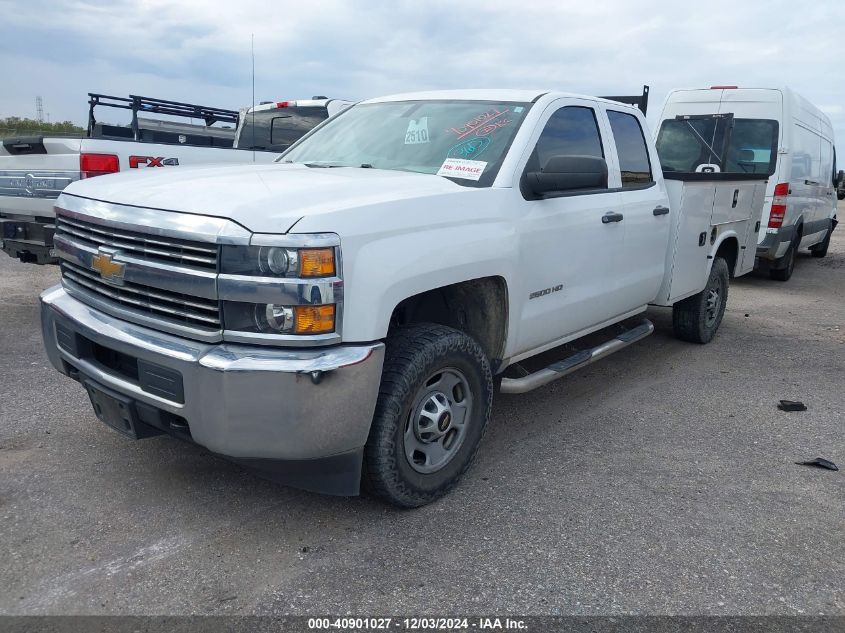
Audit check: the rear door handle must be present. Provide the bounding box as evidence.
[653,206,670,216]
[602,212,624,224]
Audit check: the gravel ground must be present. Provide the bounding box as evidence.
[1,210,843,616]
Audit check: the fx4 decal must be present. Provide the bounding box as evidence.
[129,156,180,168]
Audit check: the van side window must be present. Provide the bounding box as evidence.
[533,106,604,169]
[607,110,653,186]
[791,124,820,180]
[820,139,833,187]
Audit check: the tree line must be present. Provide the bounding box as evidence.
[0,116,85,139]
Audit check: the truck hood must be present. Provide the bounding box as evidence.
[61,162,464,234]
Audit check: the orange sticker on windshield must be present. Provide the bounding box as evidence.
[447,108,512,140]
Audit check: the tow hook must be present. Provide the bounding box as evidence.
[310,370,324,385]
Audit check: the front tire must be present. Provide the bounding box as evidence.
[673,257,729,344]
[770,238,797,281]
[810,225,832,258]
[363,323,493,508]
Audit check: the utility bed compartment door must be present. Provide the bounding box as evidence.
[657,178,767,305]
[659,179,714,304]
[711,181,767,276]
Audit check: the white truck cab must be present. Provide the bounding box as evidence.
[234,98,353,152]
[656,86,838,281]
[39,88,768,506]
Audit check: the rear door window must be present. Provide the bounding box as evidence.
[607,110,653,186]
[237,106,328,151]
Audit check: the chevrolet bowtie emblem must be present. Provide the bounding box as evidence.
[91,252,125,282]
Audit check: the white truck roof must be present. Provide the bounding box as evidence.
[245,98,351,114]
[364,89,644,115]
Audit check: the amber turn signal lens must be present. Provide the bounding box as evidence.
[299,248,336,277]
[294,305,335,334]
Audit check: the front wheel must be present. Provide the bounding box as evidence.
[363,323,493,507]
[770,239,797,281]
[672,257,729,344]
[810,226,832,258]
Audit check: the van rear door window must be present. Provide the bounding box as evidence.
[656,116,778,176]
[724,120,779,175]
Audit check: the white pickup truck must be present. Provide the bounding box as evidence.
[1,94,348,264]
[40,88,769,507]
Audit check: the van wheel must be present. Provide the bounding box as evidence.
[770,237,798,281]
[363,323,492,508]
[672,257,729,344]
[810,227,832,258]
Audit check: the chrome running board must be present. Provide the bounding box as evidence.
[499,319,654,394]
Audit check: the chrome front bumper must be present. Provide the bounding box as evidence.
[40,285,385,494]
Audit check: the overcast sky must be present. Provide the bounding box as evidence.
[1,0,843,150]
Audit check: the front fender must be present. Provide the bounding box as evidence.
[339,221,518,343]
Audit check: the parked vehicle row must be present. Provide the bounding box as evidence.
[0,94,349,264]
[39,84,797,507]
[657,86,840,280]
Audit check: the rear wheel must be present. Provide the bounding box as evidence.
[673,257,729,344]
[810,225,832,258]
[769,239,797,281]
[363,323,493,507]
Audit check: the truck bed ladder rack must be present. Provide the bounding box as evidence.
[87,93,240,141]
[600,85,650,114]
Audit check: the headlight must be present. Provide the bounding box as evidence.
[219,236,340,342]
[223,302,336,334]
[221,245,336,278]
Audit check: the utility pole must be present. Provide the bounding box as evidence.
[36,96,44,122]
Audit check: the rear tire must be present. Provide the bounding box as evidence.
[673,257,729,344]
[769,239,797,281]
[810,225,832,258]
[363,323,493,508]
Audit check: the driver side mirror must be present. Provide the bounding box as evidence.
[524,155,608,198]
[837,169,845,200]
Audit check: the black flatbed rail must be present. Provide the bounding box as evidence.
[86,94,240,146]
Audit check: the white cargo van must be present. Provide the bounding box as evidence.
[656,86,838,281]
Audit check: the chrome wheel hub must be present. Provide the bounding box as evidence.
[404,368,473,474]
[705,285,721,327]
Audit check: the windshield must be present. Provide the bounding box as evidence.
[236,106,329,151]
[280,100,532,187]
[656,116,779,175]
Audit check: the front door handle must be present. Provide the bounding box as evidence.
[602,212,624,224]
[653,206,670,216]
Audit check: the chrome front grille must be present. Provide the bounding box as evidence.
[55,215,218,270]
[62,260,221,330]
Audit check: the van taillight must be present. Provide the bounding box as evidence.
[768,182,790,228]
[80,153,119,179]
